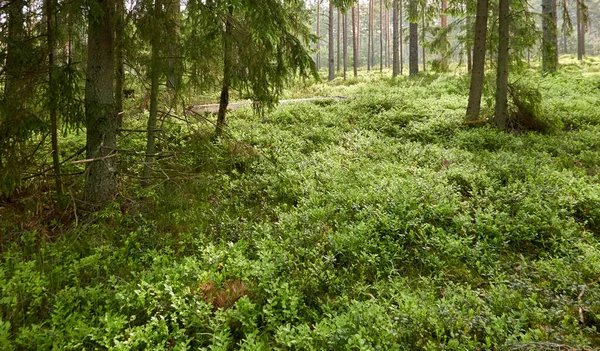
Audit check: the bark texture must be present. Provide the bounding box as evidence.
[542,0,558,72]
[494,0,509,130]
[465,0,489,121]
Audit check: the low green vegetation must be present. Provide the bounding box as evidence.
[2,66,600,350]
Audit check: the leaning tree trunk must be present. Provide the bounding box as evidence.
[84,0,117,205]
[409,0,419,76]
[465,0,489,121]
[216,7,233,138]
[392,0,400,76]
[494,0,510,130]
[329,3,335,80]
[542,0,558,72]
[46,0,63,196]
[142,0,162,187]
[353,6,359,77]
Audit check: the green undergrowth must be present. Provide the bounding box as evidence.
[2,69,600,350]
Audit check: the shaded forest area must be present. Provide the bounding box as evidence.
[1,0,600,349]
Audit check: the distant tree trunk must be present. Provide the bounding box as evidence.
[387,8,391,67]
[542,0,558,72]
[46,0,63,196]
[380,0,383,71]
[357,3,361,62]
[317,0,321,70]
[562,0,569,54]
[494,0,509,130]
[441,0,448,68]
[353,6,359,76]
[577,0,585,60]
[115,0,125,127]
[368,0,372,70]
[142,0,162,187]
[216,7,233,138]
[84,0,117,205]
[344,12,348,79]
[337,8,341,72]
[370,0,375,68]
[465,0,488,121]
[467,16,472,72]
[400,0,404,74]
[329,3,335,80]
[393,0,400,76]
[166,0,181,95]
[421,3,426,72]
[409,0,419,76]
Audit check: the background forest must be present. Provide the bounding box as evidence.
[1,0,600,349]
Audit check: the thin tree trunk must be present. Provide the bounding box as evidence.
[337,8,341,72]
[84,0,117,205]
[465,0,489,121]
[441,0,448,69]
[368,0,372,70]
[344,12,348,79]
[329,3,335,80]
[409,0,419,76]
[353,6,359,76]
[380,0,383,71]
[421,4,426,72]
[371,0,375,68]
[216,7,233,138]
[495,0,509,130]
[400,0,404,74]
[46,0,62,196]
[142,0,162,187]
[577,0,585,60]
[317,0,321,70]
[387,8,391,67]
[358,3,361,63]
[542,0,558,72]
[115,0,125,127]
[393,0,400,76]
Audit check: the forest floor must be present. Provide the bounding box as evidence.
[2,57,600,350]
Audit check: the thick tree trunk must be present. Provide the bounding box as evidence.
[142,0,162,187]
[84,0,117,205]
[409,0,419,76]
[494,0,509,130]
[465,0,488,121]
[46,0,63,196]
[353,6,358,77]
[329,3,335,80]
[216,8,233,138]
[542,0,558,72]
[115,0,125,127]
[344,12,348,79]
[393,0,400,76]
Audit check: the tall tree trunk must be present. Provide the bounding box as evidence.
[368,0,372,70]
[380,0,383,71]
[495,0,509,130]
[46,0,62,196]
[542,0,558,72]
[387,8,391,67]
[409,0,419,76]
[84,0,117,205]
[329,3,335,80]
[344,12,348,79]
[357,3,361,63]
[465,0,489,121]
[216,7,233,138]
[337,8,341,72]
[400,0,403,74]
[142,0,162,187]
[115,0,125,127]
[577,0,585,60]
[421,3,426,72]
[353,6,359,76]
[166,0,181,96]
[317,0,321,70]
[441,0,448,69]
[393,0,400,76]
[370,0,375,68]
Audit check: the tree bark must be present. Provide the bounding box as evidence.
[409,0,419,76]
[441,0,448,69]
[577,0,586,60]
[380,0,383,71]
[216,7,233,138]
[344,12,348,79]
[46,0,63,196]
[142,0,162,187]
[368,0,372,70]
[393,0,400,76]
[317,0,321,70]
[337,8,341,72]
[542,0,558,72]
[115,0,125,127]
[400,0,403,74]
[465,0,488,121]
[494,0,509,130]
[84,0,117,205]
[353,6,358,77]
[329,3,335,80]
[421,3,426,72]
